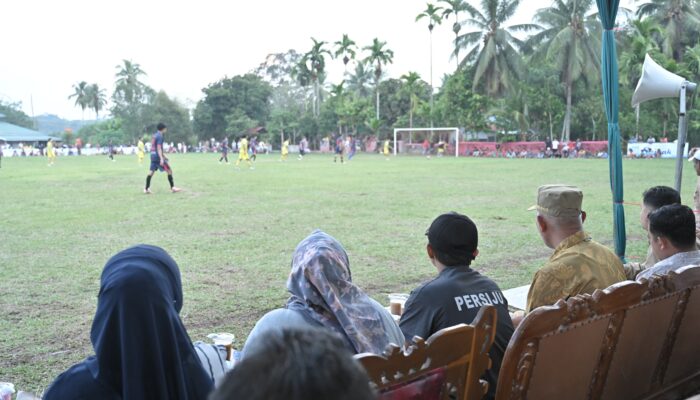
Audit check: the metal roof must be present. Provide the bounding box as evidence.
[0,121,60,142]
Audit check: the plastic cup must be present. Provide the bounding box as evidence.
[207,333,235,361]
[388,294,408,316]
[0,382,15,400]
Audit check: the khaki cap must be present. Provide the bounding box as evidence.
[527,184,583,217]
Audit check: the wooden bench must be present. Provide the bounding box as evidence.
[495,265,700,400]
[356,305,497,400]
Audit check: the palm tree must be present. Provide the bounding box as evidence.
[636,0,700,62]
[85,84,108,119]
[68,81,89,120]
[416,3,443,128]
[330,81,346,134]
[526,0,601,141]
[346,62,373,97]
[363,38,395,120]
[619,19,662,138]
[305,38,332,117]
[685,44,700,81]
[334,34,357,74]
[401,72,423,129]
[114,60,147,104]
[455,0,536,96]
[439,0,471,70]
[619,19,662,87]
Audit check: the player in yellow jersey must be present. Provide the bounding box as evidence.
[280,139,289,161]
[137,138,145,164]
[383,139,391,160]
[46,138,56,166]
[235,135,253,169]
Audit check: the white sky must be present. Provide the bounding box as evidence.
[0,0,634,120]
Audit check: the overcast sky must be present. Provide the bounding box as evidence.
[0,0,634,120]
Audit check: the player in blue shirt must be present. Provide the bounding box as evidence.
[145,123,181,194]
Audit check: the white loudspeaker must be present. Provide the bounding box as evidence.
[631,54,694,106]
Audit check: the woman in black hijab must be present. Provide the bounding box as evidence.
[44,245,213,400]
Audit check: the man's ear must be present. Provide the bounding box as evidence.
[658,236,672,251]
[581,211,587,223]
[427,244,435,259]
[536,215,547,233]
[473,249,480,259]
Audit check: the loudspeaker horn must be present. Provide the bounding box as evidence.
[631,54,694,106]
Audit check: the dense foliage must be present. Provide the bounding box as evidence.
[65,0,700,147]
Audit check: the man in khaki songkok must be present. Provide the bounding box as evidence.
[524,185,626,313]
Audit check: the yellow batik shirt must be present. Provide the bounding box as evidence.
[526,231,626,312]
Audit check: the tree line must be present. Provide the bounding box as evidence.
[194,0,700,149]
[52,0,700,148]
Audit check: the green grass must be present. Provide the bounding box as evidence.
[0,152,695,394]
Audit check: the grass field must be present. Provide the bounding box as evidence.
[0,152,696,394]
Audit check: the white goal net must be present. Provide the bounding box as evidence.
[392,127,460,157]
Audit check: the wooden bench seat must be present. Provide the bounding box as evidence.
[356,305,498,400]
[495,265,700,400]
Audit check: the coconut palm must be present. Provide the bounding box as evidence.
[401,72,424,129]
[346,62,373,98]
[455,0,536,96]
[526,0,601,141]
[685,44,700,81]
[334,34,357,74]
[439,0,471,70]
[636,0,700,62]
[85,83,108,119]
[363,38,394,120]
[416,3,443,127]
[114,60,147,104]
[305,38,332,117]
[619,19,662,87]
[68,81,89,120]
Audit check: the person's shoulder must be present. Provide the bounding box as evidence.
[409,274,446,298]
[584,239,624,265]
[470,270,505,291]
[44,360,116,400]
[251,308,318,339]
[256,308,303,325]
[536,259,575,278]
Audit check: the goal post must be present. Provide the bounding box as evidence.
[393,127,460,157]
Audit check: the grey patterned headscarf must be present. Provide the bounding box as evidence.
[286,230,390,354]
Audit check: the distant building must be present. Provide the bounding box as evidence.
[0,121,60,146]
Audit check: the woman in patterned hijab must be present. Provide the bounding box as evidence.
[286,230,397,354]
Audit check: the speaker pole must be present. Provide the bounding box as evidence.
[675,83,689,192]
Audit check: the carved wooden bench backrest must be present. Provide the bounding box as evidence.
[495,265,700,400]
[356,305,497,400]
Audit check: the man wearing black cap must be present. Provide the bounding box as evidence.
[399,212,514,400]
